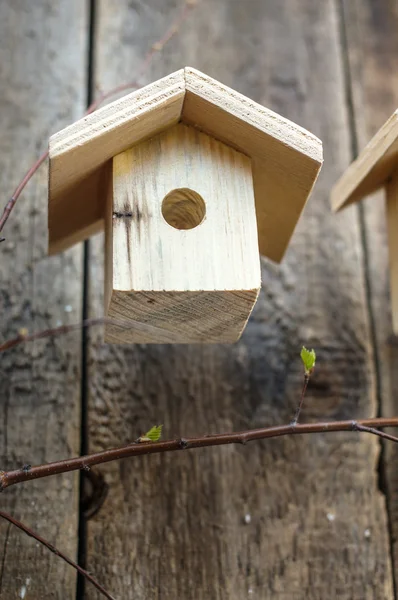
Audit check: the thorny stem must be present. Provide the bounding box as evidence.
[0,0,198,239]
[1,418,398,491]
[291,374,310,425]
[0,510,115,600]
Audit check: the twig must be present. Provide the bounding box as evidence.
[353,422,398,443]
[0,510,115,600]
[0,0,198,239]
[291,373,310,425]
[0,314,206,354]
[1,418,398,491]
[292,348,316,425]
[86,0,197,115]
[0,317,136,354]
[0,151,48,237]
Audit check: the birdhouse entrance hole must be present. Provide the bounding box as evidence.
[161,188,206,230]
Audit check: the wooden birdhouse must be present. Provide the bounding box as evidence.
[331,110,398,335]
[48,67,323,344]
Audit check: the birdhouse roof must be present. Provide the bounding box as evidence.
[48,67,323,261]
[332,110,398,211]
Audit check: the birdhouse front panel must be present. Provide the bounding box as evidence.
[104,122,261,343]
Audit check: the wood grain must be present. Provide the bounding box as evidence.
[0,1,88,597]
[387,170,398,336]
[85,0,394,598]
[106,122,260,343]
[341,0,398,588]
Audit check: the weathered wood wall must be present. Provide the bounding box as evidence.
[0,1,88,598]
[342,0,398,586]
[0,0,397,598]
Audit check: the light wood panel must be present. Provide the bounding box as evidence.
[106,123,260,343]
[387,170,398,336]
[85,0,394,598]
[0,1,87,597]
[183,67,323,261]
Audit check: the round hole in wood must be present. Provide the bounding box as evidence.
[161,188,206,230]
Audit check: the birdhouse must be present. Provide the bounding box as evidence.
[48,67,323,344]
[331,110,398,335]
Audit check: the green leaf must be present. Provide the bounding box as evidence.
[301,347,316,374]
[142,425,163,442]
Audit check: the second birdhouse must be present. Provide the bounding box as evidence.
[48,67,322,344]
[331,110,398,336]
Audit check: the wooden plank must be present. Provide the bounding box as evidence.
[341,0,398,586]
[48,170,104,256]
[331,110,398,211]
[0,1,88,598]
[106,122,260,343]
[85,1,394,598]
[387,170,398,336]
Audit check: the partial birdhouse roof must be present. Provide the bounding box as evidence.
[48,67,323,261]
[332,110,398,211]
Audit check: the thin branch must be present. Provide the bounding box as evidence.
[1,418,398,491]
[0,317,135,354]
[0,510,115,600]
[291,373,310,425]
[353,422,398,443]
[0,314,204,354]
[0,151,48,237]
[0,0,198,238]
[86,0,197,115]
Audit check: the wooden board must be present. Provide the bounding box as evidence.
[387,170,398,336]
[341,0,398,586]
[0,1,88,597]
[85,1,394,598]
[106,123,260,344]
[331,110,398,212]
[48,66,322,262]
